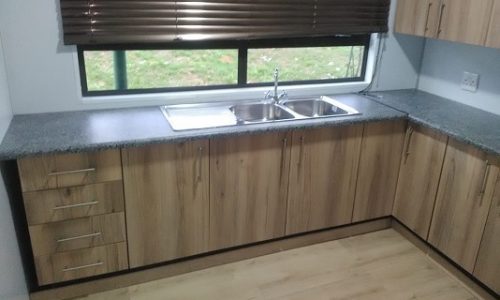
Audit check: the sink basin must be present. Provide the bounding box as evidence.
[283,96,359,118]
[230,102,296,124]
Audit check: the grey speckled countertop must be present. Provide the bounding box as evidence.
[1,90,499,160]
[366,90,500,156]
[0,94,405,160]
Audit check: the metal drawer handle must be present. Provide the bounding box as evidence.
[48,168,96,177]
[56,232,101,243]
[53,201,99,210]
[63,261,103,272]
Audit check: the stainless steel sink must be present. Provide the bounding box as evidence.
[161,96,360,131]
[230,102,296,124]
[282,96,360,118]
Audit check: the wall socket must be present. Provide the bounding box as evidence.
[461,71,479,92]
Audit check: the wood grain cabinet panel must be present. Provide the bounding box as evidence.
[395,0,442,37]
[473,171,500,294]
[437,0,494,46]
[122,141,210,268]
[29,213,126,257]
[486,0,500,48]
[393,124,448,239]
[286,126,363,235]
[18,150,122,192]
[23,181,124,225]
[352,120,406,222]
[428,140,499,272]
[34,242,128,285]
[209,132,291,250]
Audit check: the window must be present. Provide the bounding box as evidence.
[78,36,370,96]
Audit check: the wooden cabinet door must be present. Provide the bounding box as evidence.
[352,120,406,222]
[395,0,442,37]
[473,169,500,294]
[486,0,500,48]
[437,0,493,46]
[209,132,291,250]
[122,141,209,268]
[286,126,363,235]
[393,124,448,239]
[428,140,499,272]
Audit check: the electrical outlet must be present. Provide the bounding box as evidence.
[461,71,479,92]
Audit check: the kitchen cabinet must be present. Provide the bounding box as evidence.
[395,0,442,37]
[18,150,122,192]
[352,120,406,222]
[209,132,291,250]
[23,181,124,225]
[473,172,500,294]
[486,0,500,48]
[122,141,210,268]
[286,126,363,235]
[393,124,448,239]
[17,150,128,285]
[395,0,496,47]
[428,140,499,272]
[436,0,493,46]
[35,243,128,285]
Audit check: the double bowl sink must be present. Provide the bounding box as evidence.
[161,96,360,131]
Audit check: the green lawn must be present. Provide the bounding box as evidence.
[84,47,364,91]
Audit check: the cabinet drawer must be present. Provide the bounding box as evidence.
[23,181,124,225]
[29,213,126,257]
[34,242,128,285]
[18,150,122,192]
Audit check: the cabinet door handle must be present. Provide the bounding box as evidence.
[52,201,99,210]
[424,2,433,32]
[479,161,491,200]
[298,136,305,168]
[63,261,103,272]
[403,126,415,164]
[48,168,96,177]
[56,232,102,243]
[280,137,288,174]
[197,146,204,182]
[437,3,446,36]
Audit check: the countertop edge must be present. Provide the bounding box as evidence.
[0,114,406,161]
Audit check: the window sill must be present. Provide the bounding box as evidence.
[80,81,370,106]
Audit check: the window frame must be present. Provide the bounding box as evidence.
[77,35,371,97]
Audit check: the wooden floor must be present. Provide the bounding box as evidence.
[76,229,480,300]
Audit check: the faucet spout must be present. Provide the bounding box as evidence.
[265,67,287,104]
[274,68,279,102]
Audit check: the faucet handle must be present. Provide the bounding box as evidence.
[264,90,273,100]
[278,90,288,102]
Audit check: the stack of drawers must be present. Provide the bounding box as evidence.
[17,150,129,285]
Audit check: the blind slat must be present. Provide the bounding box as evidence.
[60,0,390,45]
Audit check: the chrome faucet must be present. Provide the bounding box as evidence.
[265,68,287,103]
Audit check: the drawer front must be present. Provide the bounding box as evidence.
[18,150,122,192]
[23,181,124,225]
[29,213,127,257]
[35,242,128,285]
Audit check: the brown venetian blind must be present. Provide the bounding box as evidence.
[61,0,391,45]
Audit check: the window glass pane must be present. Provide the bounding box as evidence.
[84,51,116,91]
[247,46,365,83]
[126,50,238,89]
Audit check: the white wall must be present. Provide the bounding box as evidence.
[0,0,424,114]
[418,39,500,115]
[370,0,425,91]
[0,34,29,300]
